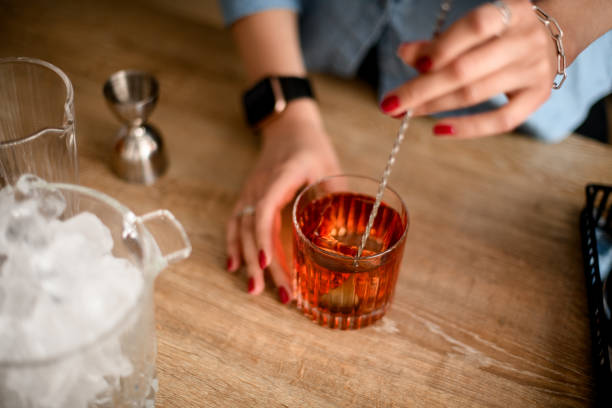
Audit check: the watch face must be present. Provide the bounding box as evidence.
[243,79,275,127]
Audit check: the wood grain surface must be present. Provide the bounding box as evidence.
[2,0,611,406]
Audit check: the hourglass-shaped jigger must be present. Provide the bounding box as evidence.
[103,70,167,185]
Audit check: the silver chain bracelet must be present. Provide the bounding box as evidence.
[532,5,567,89]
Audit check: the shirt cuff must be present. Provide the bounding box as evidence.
[218,0,302,26]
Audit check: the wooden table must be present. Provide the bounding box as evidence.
[2,1,612,406]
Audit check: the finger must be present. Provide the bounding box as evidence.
[382,34,525,115]
[225,208,242,272]
[412,65,531,116]
[269,259,292,304]
[267,211,292,304]
[432,87,550,138]
[407,1,523,71]
[240,211,265,295]
[396,41,430,72]
[255,164,307,272]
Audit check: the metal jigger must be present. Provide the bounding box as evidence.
[103,70,167,185]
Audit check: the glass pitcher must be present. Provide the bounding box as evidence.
[0,177,191,407]
[0,57,78,187]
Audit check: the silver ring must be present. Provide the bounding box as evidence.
[492,0,512,34]
[238,205,255,217]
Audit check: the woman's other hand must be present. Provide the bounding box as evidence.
[383,0,560,138]
[226,99,340,303]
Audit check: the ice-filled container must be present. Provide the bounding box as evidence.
[0,176,191,407]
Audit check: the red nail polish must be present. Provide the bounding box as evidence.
[416,56,433,73]
[247,277,255,293]
[392,111,407,119]
[380,95,400,113]
[433,124,456,135]
[226,257,233,271]
[258,250,267,269]
[278,287,289,304]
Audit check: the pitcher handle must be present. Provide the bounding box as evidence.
[138,209,192,264]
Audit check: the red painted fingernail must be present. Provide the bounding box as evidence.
[258,250,267,269]
[416,56,433,73]
[380,95,400,113]
[278,286,290,304]
[392,111,407,119]
[433,124,456,135]
[226,257,233,271]
[247,277,255,293]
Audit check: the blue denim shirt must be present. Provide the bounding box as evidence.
[219,0,612,142]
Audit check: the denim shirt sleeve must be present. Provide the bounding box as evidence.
[218,0,302,26]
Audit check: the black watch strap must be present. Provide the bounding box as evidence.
[277,76,313,102]
[242,76,314,128]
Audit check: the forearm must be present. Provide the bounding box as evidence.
[229,9,326,140]
[230,9,306,83]
[534,0,612,64]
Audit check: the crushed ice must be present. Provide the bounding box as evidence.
[0,175,143,407]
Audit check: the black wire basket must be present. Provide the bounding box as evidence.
[580,184,612,405]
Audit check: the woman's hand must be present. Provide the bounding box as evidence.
[226,99,340,303]
[226,9,340,303]
[382,0,559,138]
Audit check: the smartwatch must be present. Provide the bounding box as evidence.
[242,76,314,129]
